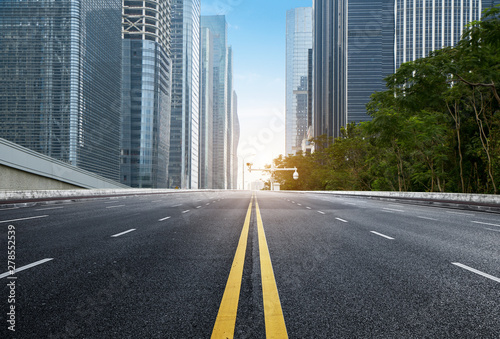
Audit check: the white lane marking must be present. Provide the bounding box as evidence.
[471,221,500,228]
[172,204,182,207]
[291,201,295,203]
[196,206,202,209]
[0,207,19,211]
[152,200,163,203]
[0,258,54,279]
[452,263,500,283]
[106,205,125,209]
[0,215,49,224]
[485,228,500,233]
[417,216,438,221]
[370,231,395,240]
[182,210,190,214]
[306,207,312,210]
[158,216,171,221]
[111,229,136,237]
[206,203,210,205]
[383,208,404,212]
[446,211,474,216]
[345,202,356,206]
[318,211,325,215]
[35,207,64,211]
[297,203,302,206]
[335,218,348,223]
[104,201,117,204]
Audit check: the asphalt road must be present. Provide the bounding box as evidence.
[0,191,499,338]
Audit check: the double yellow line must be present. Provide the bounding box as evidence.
[211,194,288,339]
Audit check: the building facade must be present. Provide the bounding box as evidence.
[0,0,122,181]
[232,91,240,189]
[169,0,200,189]
[121,0,172,188]
[312,0,498,141]
[201,15,229,189]
[286,7,313,155]
[199,26,214,189]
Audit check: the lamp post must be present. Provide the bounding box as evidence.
[241,154,256,190]
[247,163,299,191]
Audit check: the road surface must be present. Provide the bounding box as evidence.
[1,191,499,338]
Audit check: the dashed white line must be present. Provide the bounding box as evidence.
[0,215,49,224]
[416,216,438,221]
[196,206,202,209]
[306,207,311,209]
[35,207,64,211]
[318,211,325,215]
[370,231,395,240]
[297,203,302,206]
[152,200,163,203]
[382,208,404,212]
[452,263,500,283]
[335,218,348,223]
[471,221,500,228]
[0,258,54,279]
[111,229,136,237]
[106,205,125,209]
[172,204,182,207]
[158,216,171,221]
[446,211,474,216]
[485,228,500,233]
[206,203,210,205]
[182,210,190,214]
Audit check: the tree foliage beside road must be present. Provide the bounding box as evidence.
[271,6,500,193]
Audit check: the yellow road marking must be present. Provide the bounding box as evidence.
[256,198,289,338]
[211,196,253,339]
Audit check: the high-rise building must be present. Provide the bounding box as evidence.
[226,46,234,188]
[395,0,499,69]
[286,7,313,155]
[312,0,498,141]
[201,15,229,189]
[232,91,240,189]
[121,0,172,188]
[199,26,214,189]
[169,0,200,189]
[0,0,122,181]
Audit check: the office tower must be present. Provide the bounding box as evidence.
[286,7,313,155]
[201,15,229,189]
[121,0,172,188]
[395,0,500,69]
[199,26,214,189]
[226,46,234,188]
[232,91,240,189]
[0,0,122,181]
[169,0,200,189]
[347,0,394,123]
[312,0,347,140]
[312,0,497,141]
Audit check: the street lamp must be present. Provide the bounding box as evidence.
[241,154,256,190]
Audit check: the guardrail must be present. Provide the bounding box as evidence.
[276,190,500,214]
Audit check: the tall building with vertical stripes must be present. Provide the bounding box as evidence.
[0,0,123,181]
[169,0,200,189]
[312,0,499,141]
[121,0,172,188]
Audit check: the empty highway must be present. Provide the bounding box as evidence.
[1,191,499,338]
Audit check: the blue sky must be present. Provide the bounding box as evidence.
[201,0,313,187]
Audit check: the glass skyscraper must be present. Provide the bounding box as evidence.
[169,0,200,189]
[313,0,498,141]
[0,0,122,181]
[201,15,229,189]
[121,0,172,188]
[286,7,313,155]
[199,26,214,189]
[395,0,499,69]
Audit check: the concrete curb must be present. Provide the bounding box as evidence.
[0,189,222,208]
[273,190,500,214]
